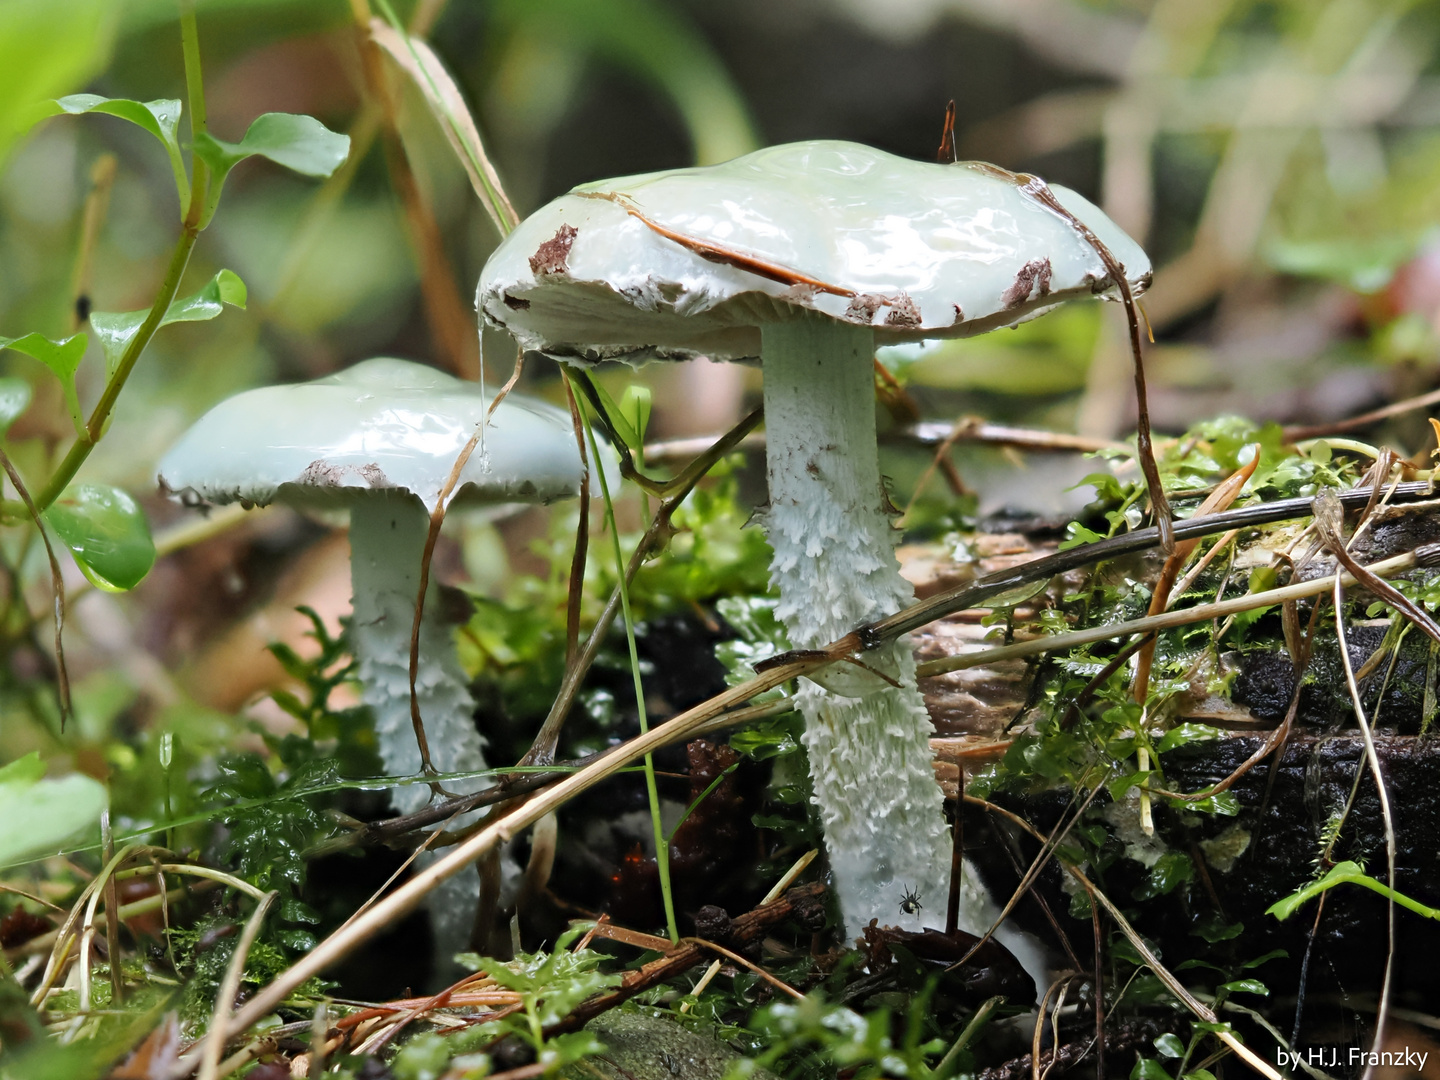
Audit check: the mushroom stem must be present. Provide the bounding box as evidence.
[758,315,952,937]
[348,493,490,973]
[348,493,489,815]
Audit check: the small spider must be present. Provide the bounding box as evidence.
[899,884,923,916]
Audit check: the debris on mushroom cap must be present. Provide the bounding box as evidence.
[477,140,1152,365]
[157,357,586,512]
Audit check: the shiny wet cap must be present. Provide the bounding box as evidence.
[478,140,1151,365]
[158,358,585,512]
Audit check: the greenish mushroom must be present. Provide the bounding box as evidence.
[477,141,1150,946]
[159,358,588,955]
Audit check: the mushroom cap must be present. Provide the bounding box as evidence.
[158,358,585,512]
[478,140,1151,365]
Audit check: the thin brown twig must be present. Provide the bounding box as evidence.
[855,479,1440,650]
[196,664,830,1058]
[1131,450,1256,705]
[520,404,764,766]
[1318,503,1398,1079]
[1314,488,1440,647]
[896,419,1125,455]
[349,0,479,379]
[69,154,116,330]
[913,544,1435,682]
[100,811,122,1006]
[1035,975,1079,1080]
[405,348,526,786]
[944,779,1107,975]
[578,191,856,298]
[967,796,1283,1080]
[0,447,69,725]
[937,99,959,163]
[1283,384,1440,443]
[1015,175,1173,551]
[683,937,805,1000]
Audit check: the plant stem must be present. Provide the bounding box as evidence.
[179,0,207,138]
[34,219,199,510]
[32,4,211,512]
[575,381,678,944]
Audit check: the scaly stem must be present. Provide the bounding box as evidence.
[32,5,211,511]
[349,492,487,969]
[576,382,678,943]
[348,493,485,815]
[759,314,952,937]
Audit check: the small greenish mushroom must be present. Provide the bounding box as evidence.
[158,358,588,955]
[477,141,1151,948]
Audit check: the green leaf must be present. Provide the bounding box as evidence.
[0,752,107,867]
[591,378,642,451]
[0,332,86,434]
[1156,722,1222,753]
[193,113,349,225]
[1107,768,1155,802]
[1133,850,1194,901]
[0,377,33,436]
[43,483,155,592]
[1219,978,1269,996]
[89,269,246,379]
[0,0,119,168]
[41,94,187,207]
[1153,1034,1186,1059]
[0,752,45,786]
[1131,1058,1174,1080]
[620,384,652,448]
[1242,948,1288,969]
[1190,912,1244,943]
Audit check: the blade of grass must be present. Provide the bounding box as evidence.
[572,375,678,944]
[914,545,1434,679]
[368,8,518,236]
[196,890,276,1080]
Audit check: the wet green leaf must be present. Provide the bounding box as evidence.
[0,376,33,436]
[43,483,155,592]
[0,751,107,866]
[1242,949,1288,969]
[41,94,187,207]
[193,113,349,224]
[1131,1058,1175,1080]
[620,383,652,448]
[1156,723,1222,753]
[1190,912,1244,943]
[1154,1034,1185,1059]
[1133,850,1194,901]
[1219,978,1268,996]
[89,269,246,378]
[0,331,86,433]
[1107,768,1155,802]
[591,378,643,451]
